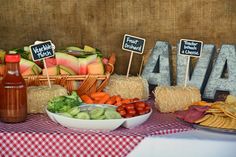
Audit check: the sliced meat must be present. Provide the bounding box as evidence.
[184,111,205,123]
[175,110,189,119]
[175,105,209,123]
[190,105,210,112]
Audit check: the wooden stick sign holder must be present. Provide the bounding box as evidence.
[178,39,203,87]
[29,40,55,88]
[122,34,146,77]
[126,51,134,77]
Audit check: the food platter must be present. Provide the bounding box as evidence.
[46,104,152,131]
[177,118,236,134]
[192,123,236,134]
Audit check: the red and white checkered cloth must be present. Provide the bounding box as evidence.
[0,101,193,157]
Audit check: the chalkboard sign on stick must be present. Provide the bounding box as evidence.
[178,39,203,57]
[29,40,55,88]
[178,39,203,87]
[122,34,145,54]
[29,40,55,61]
[122,34,146,77]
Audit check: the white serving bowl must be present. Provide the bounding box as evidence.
[46,104,126,131]
[46,104,152,131]
[122,108,152,129]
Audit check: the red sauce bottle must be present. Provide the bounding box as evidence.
[0,54,27,123]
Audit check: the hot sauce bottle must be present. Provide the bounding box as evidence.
[0,53,27,123]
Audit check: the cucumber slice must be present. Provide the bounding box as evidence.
[75,112,90,120]
[104,110,122,119]
[68,106,80,116]
[92,115,106,120]
[58,112,73,118]
[90,107,105,119]
[105,107,116,112]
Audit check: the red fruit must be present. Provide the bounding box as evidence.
[45,57,57,68]
[102,57,109,65]
[125,113,134,118]
[138,110,146,115]
[125,104,135,110]
[118,110,127,117]
[127,109,136,116]
[135,102,146,108]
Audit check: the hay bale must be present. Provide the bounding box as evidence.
[104,75,149,99]
[27,85,68,113]
[153,86,201,113]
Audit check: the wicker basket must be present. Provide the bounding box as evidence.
[23,63,114,96]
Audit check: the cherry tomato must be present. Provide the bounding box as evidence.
[125,103,135,110]
[133,98,140,102]
[127,109,136,115]
[136,107,145,111]
[135,102,146,108]
[125,113,134,118]
[118,109,127,116]
[121,103,127,108]
[116,106,125,112]
[145,105,151,111]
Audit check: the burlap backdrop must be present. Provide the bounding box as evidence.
[0,0,235,76]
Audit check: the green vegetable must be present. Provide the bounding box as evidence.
[47,92,82,113]
[68,106,80,116]
[58,112,73,118]
[105,107,116,112]
[59,105,72,113]
[12,48,30,60]
[92,115,106,120]
[104,110,122,119]
[75,112,90,120]
[90,108,105,119]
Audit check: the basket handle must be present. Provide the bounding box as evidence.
[77,75,97,95]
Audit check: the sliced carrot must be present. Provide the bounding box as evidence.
[90,92,108,99]
[114,96,122,106]
[97,94,110,104]
[80,95,94,104]
[93,96,104,101]
[106,96,117,105]
[121,99,132,104]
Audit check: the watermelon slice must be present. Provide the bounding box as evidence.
[22,65,40,76]
[56,52,80,74]
[59,65,76,75]
[20,58,42,74]
[45,57,57,67]
[56,52,98,75]
[22,68,35,76]
[77,54,98,75]
[42,66,59,75]
[78,58,87,75]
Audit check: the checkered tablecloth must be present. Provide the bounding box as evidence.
[0,100,193,157]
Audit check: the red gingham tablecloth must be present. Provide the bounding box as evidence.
[0,100,193,157]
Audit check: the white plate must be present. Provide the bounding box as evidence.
[46,104,152,131]
[122,108,152,129]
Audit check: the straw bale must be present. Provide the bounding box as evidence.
[105,75,149,99]
[27,85,68,113]
[153,86,201,112]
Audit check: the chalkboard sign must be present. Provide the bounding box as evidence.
[29,40,55,61]
[179,39,203,57]
[122,34,145,54]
